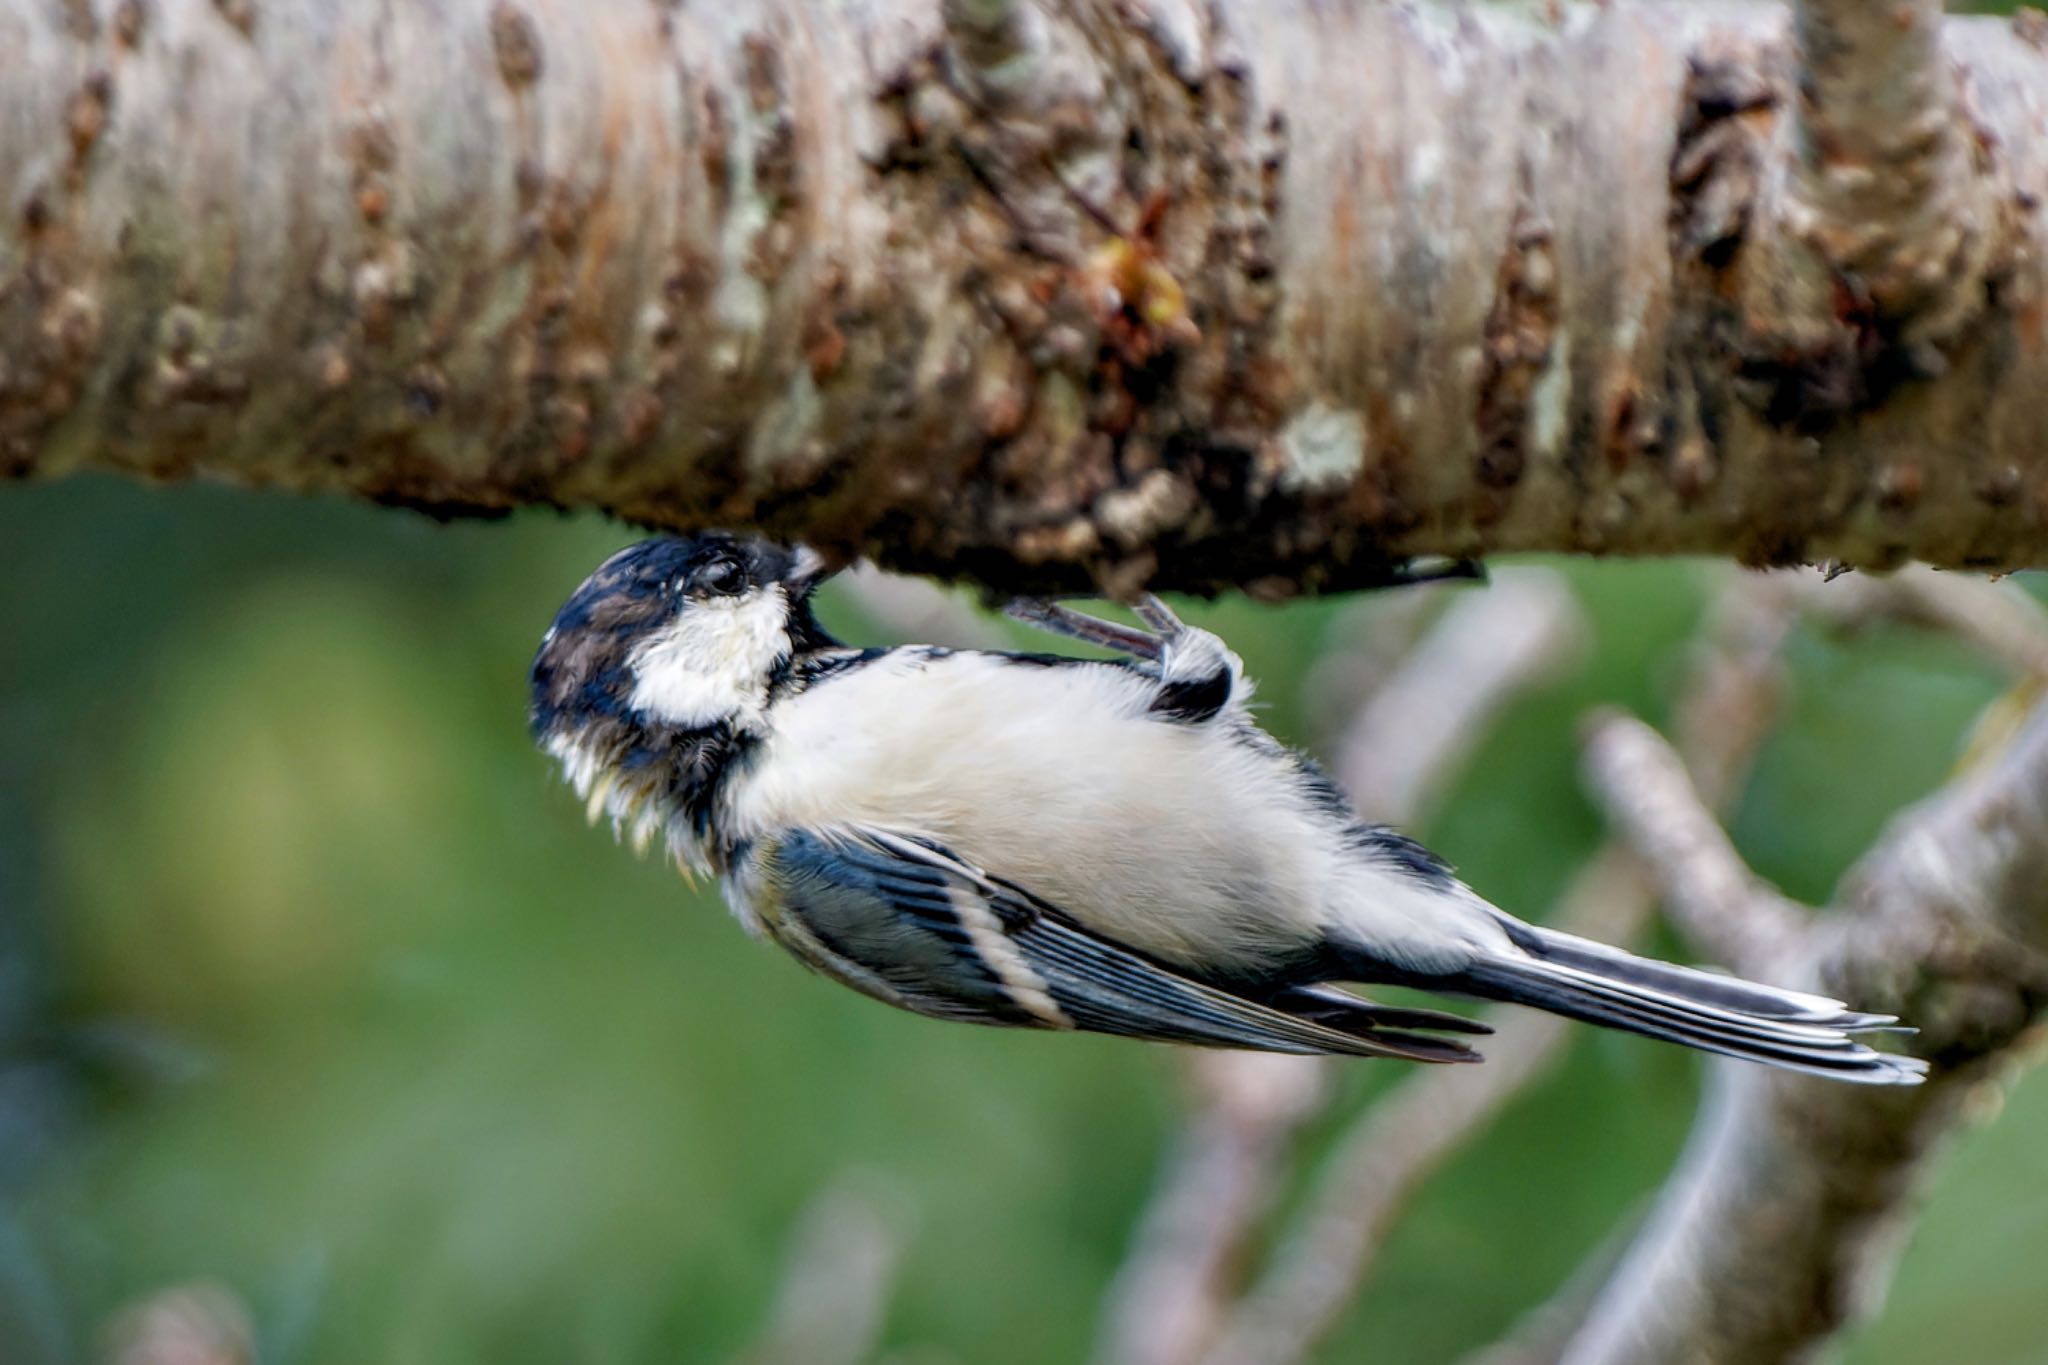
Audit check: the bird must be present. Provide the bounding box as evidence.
[529,532,1925,1085]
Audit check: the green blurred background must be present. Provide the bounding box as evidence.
[1,475,2043,1364]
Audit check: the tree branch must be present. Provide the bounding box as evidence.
[8,3,2048,592]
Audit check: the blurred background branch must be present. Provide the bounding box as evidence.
[1561,572,2048,1364]
[729,1176,907,1365]
[1579,713,1807,974]
[104,1283,253,1365]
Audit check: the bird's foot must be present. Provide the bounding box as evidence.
[1003,598,1166,661]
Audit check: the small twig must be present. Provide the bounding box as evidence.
[1886,569,2048,677]
[1795,565,2048,679]
[1334,567,1589,826]
[1668,574,1802,800]
[728,1177,905,1365]
[104,1283,254,1365]
[1580,711,1808,975]
[1093,1053,1327,1365]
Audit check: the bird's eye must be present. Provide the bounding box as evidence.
[696,558,741,595]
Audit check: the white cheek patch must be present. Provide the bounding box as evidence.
[627,587,792,729]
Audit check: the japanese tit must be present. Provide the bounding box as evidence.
[529,533,1923,1085]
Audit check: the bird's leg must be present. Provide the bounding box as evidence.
[1143,603,1241,723]
[1013,557,1480,657]
[1007,593,1243,722]
[1003,598,1165,661]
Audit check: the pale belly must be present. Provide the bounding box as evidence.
[721,652,1345,969]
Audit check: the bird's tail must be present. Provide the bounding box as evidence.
[1453,917,1927,1086]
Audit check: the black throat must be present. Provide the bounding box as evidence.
[554,710,754,848]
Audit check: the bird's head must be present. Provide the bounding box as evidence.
[530,532,836,845]
[531,531,835,740]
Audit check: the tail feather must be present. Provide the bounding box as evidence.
[1459,923,1926,1086]
[1493,918,1902,1029]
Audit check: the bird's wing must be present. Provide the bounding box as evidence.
[751,824,1486,1063]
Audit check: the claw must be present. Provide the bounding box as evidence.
[1004,598,1165,661]
[1131,594,1184,637]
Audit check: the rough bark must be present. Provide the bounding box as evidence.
[7,1,2048,594]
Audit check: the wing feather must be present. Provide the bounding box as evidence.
[760,825,1484,1064]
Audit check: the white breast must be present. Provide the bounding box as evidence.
[721,651,1493,973]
